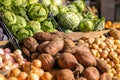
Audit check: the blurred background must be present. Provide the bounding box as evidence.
[85,0,120,22]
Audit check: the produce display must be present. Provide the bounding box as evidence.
[1,0,120,80]
[0,0,105,41]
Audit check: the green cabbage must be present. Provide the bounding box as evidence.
[11,0,28,7]
[67,4,78,13]
[58,5,69,14]
[2,11,17,26]
[78,19,94,32]
[41,0,51,6]
[58,12,80,29]
[49,4,59,16]
[27,0,38,5]
[41,18,56,32]
[28,3,48,22]
[28,21,41,33]
[16,15,27,27]
[51,0,63,6]
[72,0,86,12]
[11,6,29,21]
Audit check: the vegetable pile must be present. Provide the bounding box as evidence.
[19,31,120,80]
[0,0,105,41]
[0,0,57,41]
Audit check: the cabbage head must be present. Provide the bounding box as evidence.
[58,5,69,14]
[28,3,48,22]
[41,0,51,6]
[51,0,63,6]
[72,0,86,12]
[49,4,59,16]
[16,16,27,27]
[67,4,78,13]
[2,11,17,26]
[11,0,28,7]
[16,28,33,41]
[41,18,56,32]
[28,21,41,33]
[78,19,94,32]
[27,0,38,5]
[58,12,80,29]
[0,0,11,7]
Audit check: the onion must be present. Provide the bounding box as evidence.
[13,49,22,55]
[4,60,13,66]
[9,68,21,77]
[4,48,11,53]
[2,65,10,70]
[0,74,6,80]
[0,48,4,55]
[11,63,20,69]
[28,73,39,80]
[8,77,18,80]
[0,56,2,63]
[3,53,11,61]
[31,59,42,68]
[0,62,4,68]
[17,72,28,80]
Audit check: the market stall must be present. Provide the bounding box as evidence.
[0,0,120,80]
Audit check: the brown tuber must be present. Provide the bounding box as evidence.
[38,54,55,71]
[74,44,97,66]
[45,38,64,56]
[97,59,109,73]
[58,53,79,69]
[22,46,31,57]
[37,41,50,53]
[62,38,76,53]
[33,32,53,43]
[56,69,75,80]
[83,67,100,80]
[100,73,112,80]
[23,37,39,52]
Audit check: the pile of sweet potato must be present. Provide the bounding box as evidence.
[22,32,117,80]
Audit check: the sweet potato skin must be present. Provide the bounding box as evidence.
[83,67,100,80]
[37,41,50,53]
[74,44,97,66]
[97,59,109,73]
[58,53,78,69]
[45,38,64,56]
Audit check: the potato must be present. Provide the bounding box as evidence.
[22,46,30,57]
[100,73,112,80]
[74,44,97,66]
[83,67,100,80]
[33,32,53,43]
[56,69,75,80]
[45,38,64,56]
[31,52,39,60]
[77,77,87,80]
[62,38,76,53]
[50,31,66,38]
[58,53,78,69]
[38,41,50,53]
[38,54,55,71]
[97,59,109,73]
[24,37,38,49]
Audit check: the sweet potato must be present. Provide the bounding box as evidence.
[97,59,109,73]
[77,77,87,80]
[109,28,120,39]
[62,38,76,53]
[100,73,112,80]
[37,41,50,53]
[74,44,97,66]
[58,53,78,69]
[56,69,75,80]
[50,31,66,38]
[83,67,100,80]
[22,46,30,57]
[38,54,55,71]
[45,38,64,56]
[33,32,53,43]
[23,37,38,49]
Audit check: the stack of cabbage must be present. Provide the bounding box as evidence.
[0,0,105,41]
[0,0,58,41]
[42,0,105,33]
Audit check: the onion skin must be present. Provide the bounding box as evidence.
[0,48,4,55]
